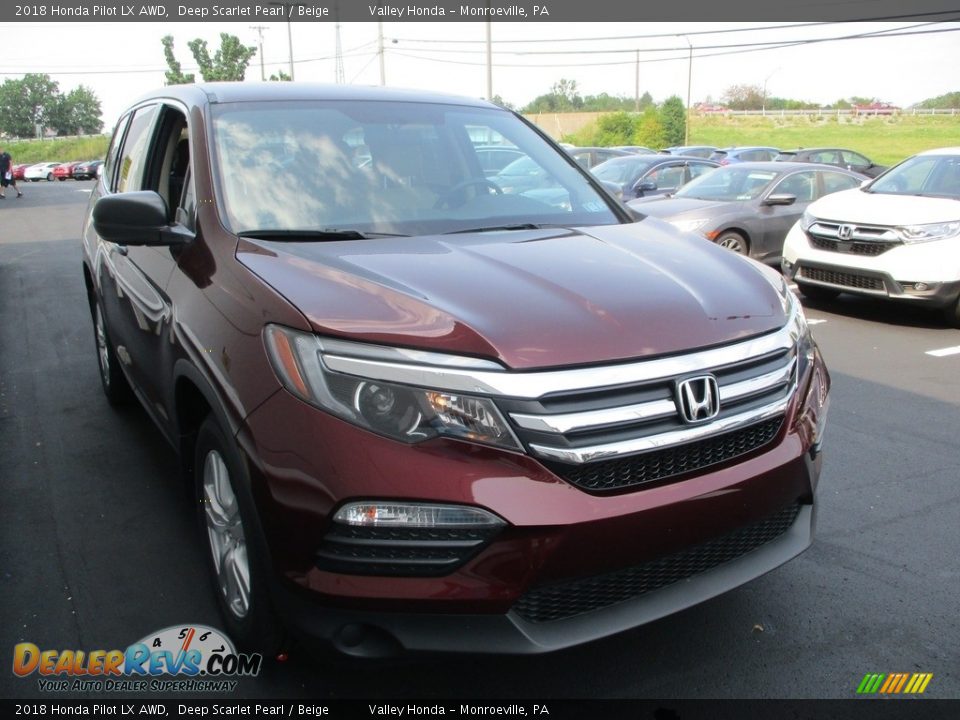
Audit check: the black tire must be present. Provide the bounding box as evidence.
[46,172,54,181]
[194,414,284,655]
[943,297,960,329]
[58,177,66,181]
[715,231,750,255]
[796,282,840,302]
[89,294,133,405]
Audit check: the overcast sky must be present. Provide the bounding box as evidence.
[3,21,959,127]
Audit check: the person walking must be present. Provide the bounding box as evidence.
[0,146,24,198]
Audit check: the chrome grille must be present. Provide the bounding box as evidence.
[807,220,900,256]
[500,342,797,487]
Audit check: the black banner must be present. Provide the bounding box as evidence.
[3,0,960,23]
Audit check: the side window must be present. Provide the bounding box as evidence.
[820,171,861,197]
[102,113,130,191]
[116,105,159,193]
[647,164,685,190]
[841,151,869,167]
[688,162,715,179]
[141,106,191,222]
[572,152,591,169]
[773,171,818,202]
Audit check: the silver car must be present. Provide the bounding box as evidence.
[629,162,866,264]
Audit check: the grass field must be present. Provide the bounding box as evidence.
[4,136,110,165]
[689,114,959,166]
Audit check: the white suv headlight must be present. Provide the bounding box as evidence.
[898,221,960,244]
[800,210,816,231]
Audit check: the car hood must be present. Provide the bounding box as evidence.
[629,196,735,219]
[809,187,960,225]
[237,222,787,370]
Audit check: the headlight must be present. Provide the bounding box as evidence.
[897,221,960,244]
[669,218,708,234]
[263,325,522,451]
[800,210,816,231]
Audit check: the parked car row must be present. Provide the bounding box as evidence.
[16,160,102,182]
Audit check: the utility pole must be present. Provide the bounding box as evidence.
[378,22,386,85]
[334,2,345,84]
[250,25,268,81]
[287,19,294,80]
[634,50,640,112]
[485,21,493,100]
[677,35,693,145]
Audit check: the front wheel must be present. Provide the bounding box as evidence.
[715,231,749,255]
[46,172,54,181]
[943,296,960,329]
[195,415,284,654]
[90,295,133,405]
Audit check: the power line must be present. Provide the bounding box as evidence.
[388,24,960,69]
[389,12,960,44]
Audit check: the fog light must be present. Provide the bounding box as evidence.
[334,502,505,528]
[914,282,929,291]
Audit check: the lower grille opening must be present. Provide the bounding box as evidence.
[809,236,896,256]
[513,502,803,623]
[315,525,500,577]
[799,266,884,291]
[550,416,784,492]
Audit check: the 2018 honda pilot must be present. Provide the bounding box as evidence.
[83,83,830,658]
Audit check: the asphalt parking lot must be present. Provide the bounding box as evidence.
[1,181,957,700]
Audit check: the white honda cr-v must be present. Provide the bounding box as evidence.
[781,147,960,326]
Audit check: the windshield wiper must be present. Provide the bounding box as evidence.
[239,229,409,241]
[443,223,551,235]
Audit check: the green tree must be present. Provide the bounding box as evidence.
[658,96,686,147]
[722,83,765,111]
[188,34,257,82]
[916,91,960,109]
[50,86,103,135]
[634,107,665,149]
[594,112,639,146]
[162,33,255,84]
[162,36,195,85]
[490,94,515,110]
[269,69,292,82]
[0,74,61,137]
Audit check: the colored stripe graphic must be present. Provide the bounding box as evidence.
[857,673,933,694]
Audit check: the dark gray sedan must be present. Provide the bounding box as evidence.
[592,154,719,201]
[628,162,866,264]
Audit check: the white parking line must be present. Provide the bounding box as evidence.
[925,345,960,358]
[806,319,827,325]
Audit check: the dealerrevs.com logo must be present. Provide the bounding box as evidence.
[12,624,262,693]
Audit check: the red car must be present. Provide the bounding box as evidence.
[13,163,28,180]
[83,83,830,658]
[53,161,82,181]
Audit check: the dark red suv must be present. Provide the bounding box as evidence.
[83,83,829,658]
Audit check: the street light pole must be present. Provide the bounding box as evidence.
[678,35,693,145]
[287,19,294,80]
[378,22,386,85]
[250,25,268,81]
[485,21,493,100]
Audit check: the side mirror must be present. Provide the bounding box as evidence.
[637,179,657,192]
[96,164,103,179]
[763,193,797,206]
[92,191,193,246]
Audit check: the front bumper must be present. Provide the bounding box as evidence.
[274,503,814,657]
[234,345,827,656]
[782,225,960,307]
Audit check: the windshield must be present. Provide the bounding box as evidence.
[867,154,960,200]
[675,166,778,201]
[210,100,620,236]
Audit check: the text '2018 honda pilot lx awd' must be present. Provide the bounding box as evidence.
[83,83,829,658]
